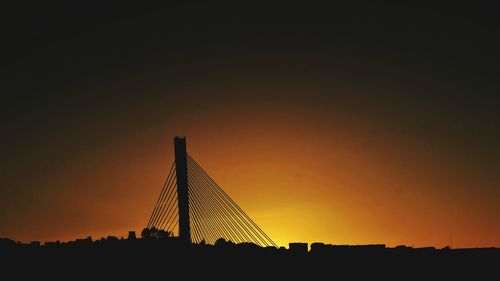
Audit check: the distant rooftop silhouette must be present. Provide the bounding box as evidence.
[1,235,498,279]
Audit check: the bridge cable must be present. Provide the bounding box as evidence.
[188,156,267,246]
[188,168,241,243]
[154,176,177,229]
[147,161,175,228]
[150,167,177,228]
[188,154,277,247]
[188,163,253,244]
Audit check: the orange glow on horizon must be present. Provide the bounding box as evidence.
[4,103,498,249]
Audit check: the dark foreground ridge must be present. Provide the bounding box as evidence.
[1,233,497,279]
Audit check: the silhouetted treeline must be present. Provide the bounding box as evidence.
[0,235,497,279]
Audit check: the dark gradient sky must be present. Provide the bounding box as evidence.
[1,3,499,247]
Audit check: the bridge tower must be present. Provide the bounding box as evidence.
[147,136,276,247]
[174,136,191,244]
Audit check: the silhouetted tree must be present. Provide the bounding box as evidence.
[141,227,171,239]
[215,238,227,247]
[141,228,151,239]
[157,230,170,239]
[106,236,118,241]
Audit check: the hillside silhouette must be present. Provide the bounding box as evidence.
[1,232,497,279]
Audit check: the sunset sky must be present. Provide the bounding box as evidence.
[1,3,498,248]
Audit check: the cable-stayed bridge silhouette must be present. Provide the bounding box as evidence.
[2,138,498,280]
[145,137,277,247]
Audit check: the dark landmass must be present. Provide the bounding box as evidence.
[1,233,497,279]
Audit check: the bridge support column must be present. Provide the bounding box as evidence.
[174,136,191,244]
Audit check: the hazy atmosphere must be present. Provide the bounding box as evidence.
[1,3,499,248]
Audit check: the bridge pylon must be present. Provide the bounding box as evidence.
[146,136,276,247]
[174,136,191,244]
